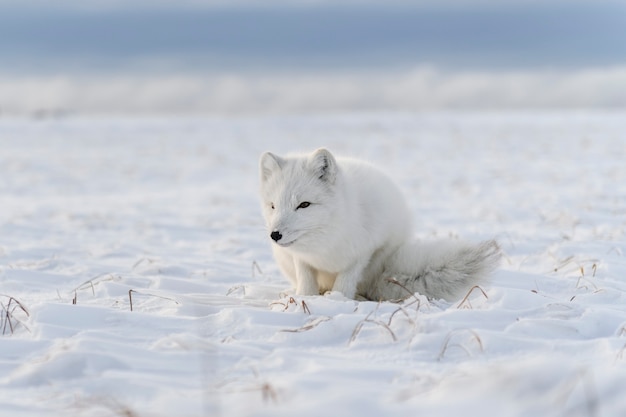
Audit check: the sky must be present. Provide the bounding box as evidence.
[1,0,625,115]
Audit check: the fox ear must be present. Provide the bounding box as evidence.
[309,148,337,183]
[260,152,284,182]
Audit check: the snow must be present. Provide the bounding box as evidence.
[5,67,626,115]
[1,111,626,416]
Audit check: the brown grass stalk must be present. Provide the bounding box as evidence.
[350,310,397,345]
[456,286,489,309]
[438,329,484,360]
[128,289,179,312]
[1,295,30,335]
[385,277,423,310]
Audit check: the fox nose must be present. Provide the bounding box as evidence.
[270,231,282,242]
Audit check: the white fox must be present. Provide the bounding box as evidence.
[259,148,500,301]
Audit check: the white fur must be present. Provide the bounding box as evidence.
[259,148,500,301]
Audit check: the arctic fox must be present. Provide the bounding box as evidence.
[259,148,501,301]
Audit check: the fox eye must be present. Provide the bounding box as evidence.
[270,203,275,210]
[297,202,311,209]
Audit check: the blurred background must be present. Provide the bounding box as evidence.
[1,0,625,117]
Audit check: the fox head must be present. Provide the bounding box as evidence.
[259,148,339,250]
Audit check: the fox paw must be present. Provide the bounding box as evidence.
[323,290,350,301]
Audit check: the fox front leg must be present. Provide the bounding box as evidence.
[332,259,368,299]
[295,261,320,296]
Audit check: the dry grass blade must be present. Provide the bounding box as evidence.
[1,295,30,335]
[385,277,422,310]
[387,305,417,327]
[215,368,281,405]
[251,261,263,278]
[301,300,311,315]
[128,289,180,312]
[282,316,331,333]
[226,285,246,296]
[79,280,95,296]
[132,258,157,270]
[456,286,488,309]
[575,275,599,291]
[1,301,13,335]
[261,382,278,404]
[216,381,281,405]
[71,396,140,417]
[553,255,575,273]
[271,297,311,314]
[350,310,397,345]
[269,301,288,310]
[402,296,426,312]
[608,246,623,256]
[349,320,366,344]
[73,273,120,295]
[1,295,30,317]
[438,329,484,360]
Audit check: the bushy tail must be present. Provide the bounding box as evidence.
[366,239,501,302]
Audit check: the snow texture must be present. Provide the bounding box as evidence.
[1,112,626,416]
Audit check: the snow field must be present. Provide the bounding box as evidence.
[1,112,625,416]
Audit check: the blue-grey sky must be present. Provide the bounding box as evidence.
[1,0,625,114]
[1,1,625,74]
